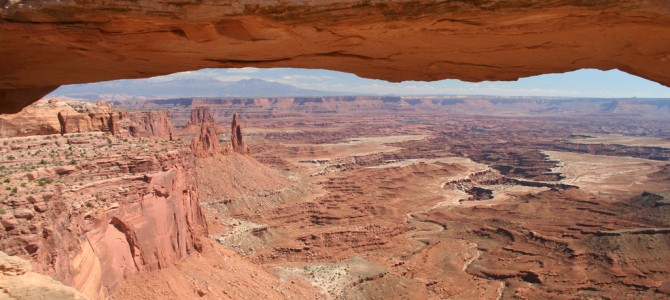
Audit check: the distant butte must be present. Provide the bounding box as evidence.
[1,0,670,112]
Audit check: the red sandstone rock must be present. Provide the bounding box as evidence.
[12,209,34,220]
[0,214,18,230]
[189,107,215,126]
[0,142,207,299]
[231,113,248,155]
[1,99,175,139]
[123,111,175,140]
[190,112,248,157]
[0,1,669,112]
[0,100,76,137]
[0,251,88,300]
[191,122,221,158]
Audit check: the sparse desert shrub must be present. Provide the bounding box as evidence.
[3,178,9,183]
[0,208,5,215]
[6,155,15,160]
[10,187,17,195]
[39,159,47,165]
[86,202,95,208]
[69,159,77,165]
[37,178,53,187]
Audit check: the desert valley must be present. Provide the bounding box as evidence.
[0,96,669,299]
[2,0,670,299]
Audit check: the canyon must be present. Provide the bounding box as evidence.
[1,1,668,298]
[1,1,670,112]
[1,96,669,299]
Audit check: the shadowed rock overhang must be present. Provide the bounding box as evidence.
[1,0,669,113]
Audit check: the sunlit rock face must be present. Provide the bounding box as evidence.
[1,0,669,112]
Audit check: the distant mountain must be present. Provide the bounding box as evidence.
[50,78,348,99]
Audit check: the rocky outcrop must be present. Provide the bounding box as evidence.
[0,251,88,300]
[0,140,207,299]
[0,99,79,137]
[190,112,248,157]
[57,111,121,136]
[58,110,174,139]
[189,107,215,126]
[191,122,221,158]
[231,113,248,155]
[124,111,174,140]
[1,0,669,113]
[0,99,175,139]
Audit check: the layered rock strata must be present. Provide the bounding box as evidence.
[0,135,207,299]
[0,100,175,139]
[1,1,670,112]
[123,111,174,140]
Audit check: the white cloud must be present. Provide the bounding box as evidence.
[214,75,252,82]
[226,67,259,74]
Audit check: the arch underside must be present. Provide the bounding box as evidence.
[0,0,669,113]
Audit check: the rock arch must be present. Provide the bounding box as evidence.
[1,0,669,113]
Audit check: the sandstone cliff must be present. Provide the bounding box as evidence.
[0,100,82,137]
[57,111,121,136]
[123,110,174,140]
[0,136,207,299]
[0,99,175,139]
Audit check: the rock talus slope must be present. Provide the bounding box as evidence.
[1,0,670,112]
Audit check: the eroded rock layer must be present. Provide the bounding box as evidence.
[0,134,207,299]
[0,100,175,139]
[1,0,670,112]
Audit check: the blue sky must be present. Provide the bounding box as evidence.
[143,67,670,98]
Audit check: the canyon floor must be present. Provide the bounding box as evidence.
[195,108,670,299]
[2,99,670,299]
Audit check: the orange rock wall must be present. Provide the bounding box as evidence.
[1,0,669,112]
[124,111,175,140]
[2,150,207,299]
[0,100,174,138]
